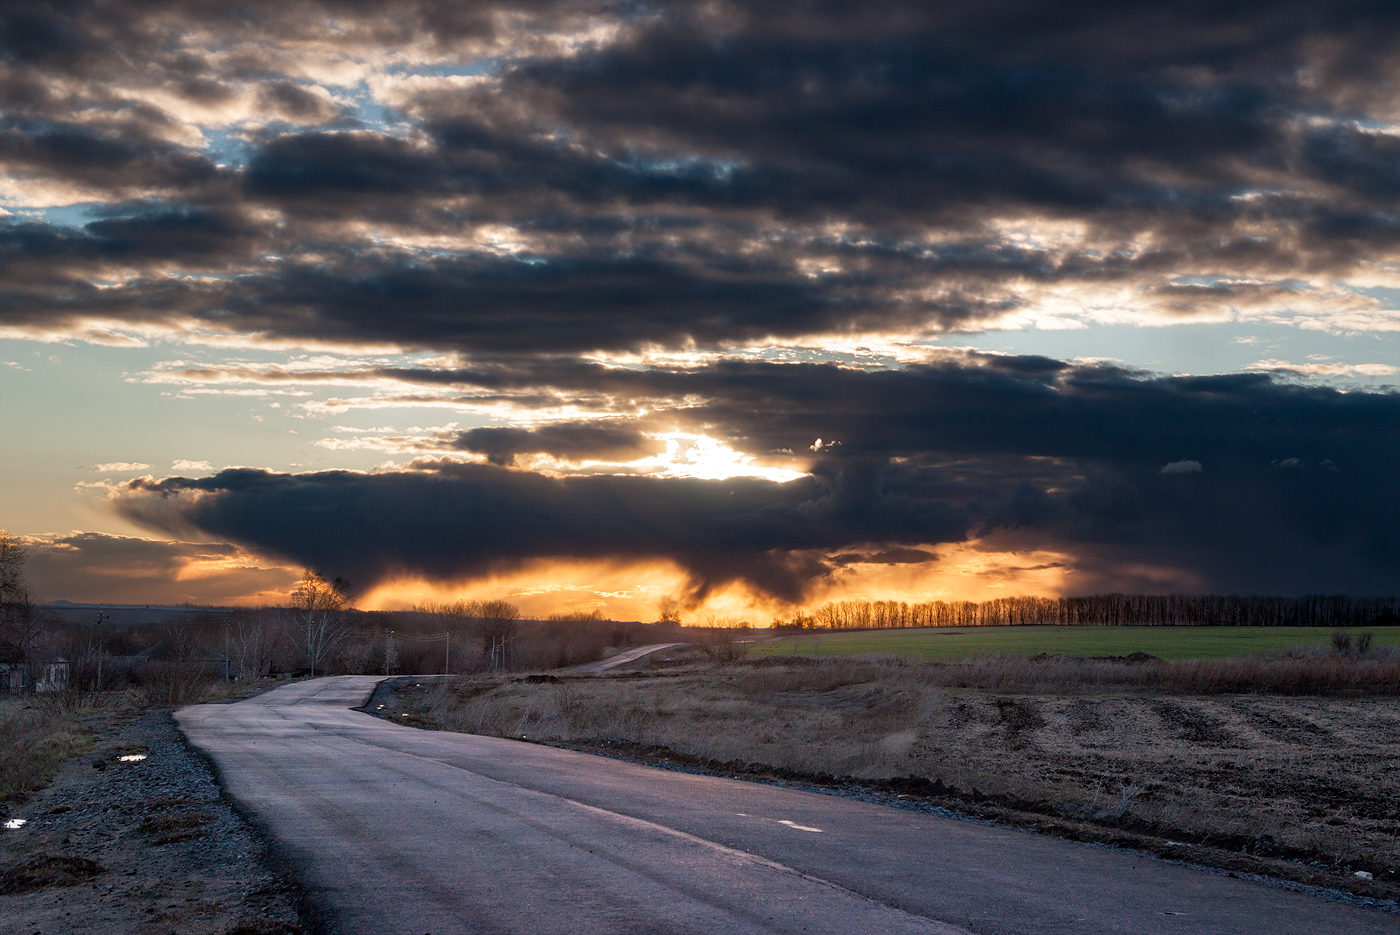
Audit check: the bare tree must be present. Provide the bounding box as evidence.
[696,616,750,663]
[231,609,284,681]
[412,598,520,670]
[478,600,521,670]
[289,571,350,677]
[143,625,213,706]
[413,599,482,673]
[656,599,682,628]
[0,530,46,691]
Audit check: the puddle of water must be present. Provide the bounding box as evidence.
[118,754,147,762]
[3,818,26,830]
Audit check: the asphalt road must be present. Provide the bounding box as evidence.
[566,642,688,673]
[176,677,1396,935]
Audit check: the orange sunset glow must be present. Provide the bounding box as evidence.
[357,544,1074,623]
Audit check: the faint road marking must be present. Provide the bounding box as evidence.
[778,820,824,833]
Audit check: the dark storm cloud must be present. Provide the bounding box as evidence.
[112,461,973,604]
[609,358,1400,595]
[451,421,665,465]
[830,548,938,566]
[114,357,1400,598]
[5,1,1400,348]
[256,82,357,126]
[0,118,222,194]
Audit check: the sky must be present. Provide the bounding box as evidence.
[0,1,1397,619]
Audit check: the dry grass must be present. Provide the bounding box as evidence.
[758,648,1400,696]
[0,854,106,895]
[400,653,1400,880]
[0,699,93,804]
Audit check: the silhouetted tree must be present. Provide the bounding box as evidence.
[788,593,1398,631]
[289,570,351,677]
[0,530,44,691]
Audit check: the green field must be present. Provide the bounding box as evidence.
[751,625,1400,661]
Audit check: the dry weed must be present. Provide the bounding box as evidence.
[0,700,93,804]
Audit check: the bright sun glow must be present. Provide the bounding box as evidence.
[634,432,807,482]
[358,544,1079,623]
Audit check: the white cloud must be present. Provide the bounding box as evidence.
[1247,358,1398,377]
[171,459,214,472]
[92,462,152,472]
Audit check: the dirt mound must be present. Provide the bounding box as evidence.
[0,853,106,894]
[1028,652,1161,663]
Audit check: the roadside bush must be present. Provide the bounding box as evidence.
[695,626,751,662]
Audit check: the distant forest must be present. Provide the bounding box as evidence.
[782,594,1400,630]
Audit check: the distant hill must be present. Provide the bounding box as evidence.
[37,603,240,628]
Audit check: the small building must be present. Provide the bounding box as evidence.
[0,660,70,693]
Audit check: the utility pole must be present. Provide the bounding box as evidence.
[384,629,394,676]
[444,631,450,676]
[224,620,230,682]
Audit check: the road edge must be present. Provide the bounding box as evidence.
[171,705,337,935]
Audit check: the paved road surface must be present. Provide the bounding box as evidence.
[176,677,1394,935]
[567,642,687,673]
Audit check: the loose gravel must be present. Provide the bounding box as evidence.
[0,709,303,935]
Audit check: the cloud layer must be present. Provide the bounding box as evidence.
[19,532,299,605]
[111,357,1400,600]
[5,1,1400,352]
[4,2,1398,606]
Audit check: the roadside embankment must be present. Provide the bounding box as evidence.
[373,653,1400,908]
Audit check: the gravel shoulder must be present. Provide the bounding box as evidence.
[0,708,304,935]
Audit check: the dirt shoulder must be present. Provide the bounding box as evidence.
[0,707,304,935]
[370,658,1400,914]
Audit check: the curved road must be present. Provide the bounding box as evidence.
[566,642,688,674]
[176,677,1393,935]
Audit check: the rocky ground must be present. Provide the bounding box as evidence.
[0,708,303,935]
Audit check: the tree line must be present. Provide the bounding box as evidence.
[783,593,1400,631]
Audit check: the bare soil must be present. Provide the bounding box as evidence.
[375,655,1400,910]
[0,708,303,935]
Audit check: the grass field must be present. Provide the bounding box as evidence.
[750,625,1400,661]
